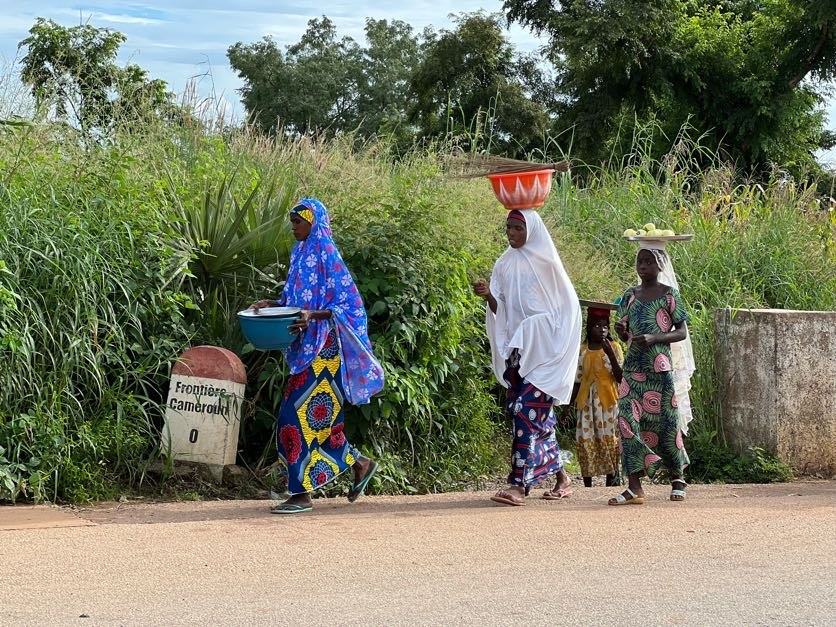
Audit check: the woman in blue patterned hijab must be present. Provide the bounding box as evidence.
[252,198,383,514]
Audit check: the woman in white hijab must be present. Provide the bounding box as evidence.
[473,209,582,506]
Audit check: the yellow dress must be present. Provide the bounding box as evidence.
[574,343,622,478]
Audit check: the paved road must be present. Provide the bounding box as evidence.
[1,482,834,626]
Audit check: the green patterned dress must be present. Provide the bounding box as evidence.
[616,286,690,478]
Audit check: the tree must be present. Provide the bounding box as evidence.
[18,18,173,132]
[504,0,836,172]
[229,17,422,138]
[408,13,554,155]
[228,17,423,139]
[228,17,364,136]
[355,19,424,141]
[229,13,552,153]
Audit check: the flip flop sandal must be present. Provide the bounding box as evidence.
[347,460,379,503]
[542,486,573,500]
[608,488,645,506]
[670,479,687,501]
[490,490,526,506]
[270,503,313,515]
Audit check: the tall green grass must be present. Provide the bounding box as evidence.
[0,122,195,501]
[1,90,832,501]
[541,138,835,480]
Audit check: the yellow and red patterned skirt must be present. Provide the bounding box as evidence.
[276,326,358,494]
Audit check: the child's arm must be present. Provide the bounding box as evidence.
[570,348,583,405]
[602,339,623,383]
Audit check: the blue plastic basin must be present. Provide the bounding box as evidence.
[237,306,301,351]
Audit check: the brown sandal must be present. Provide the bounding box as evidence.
[490,489,525,506]
[543,486,573,500]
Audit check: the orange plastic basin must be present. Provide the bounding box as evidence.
[487,169,554,210]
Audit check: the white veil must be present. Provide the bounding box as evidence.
[637,241,696,433]
[486,210,582,404]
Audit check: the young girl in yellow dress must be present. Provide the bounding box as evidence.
[573,303,623,487]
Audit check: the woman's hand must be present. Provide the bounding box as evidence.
[289,309,314,334]
[472,279,498,314]
[472,280,490,299]
[631,333,658,348]
[614,318,628,341]
[249,299,276,313]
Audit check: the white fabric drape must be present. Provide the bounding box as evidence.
[486,210,582,404]
[636,241,697,434]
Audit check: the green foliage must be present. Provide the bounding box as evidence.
[228,13,554,156]
[18,18,174,133]
[4,25,832,499]
[686,432,794,483]
[540,126,835,482]
[230,5,836,175]
[408,13,553,155]
[325,153,506,492]
[168,174,296,340]
[183,139,509,494]
[504,0,836,175]
[0,121,195,502]
[228,17,422,142]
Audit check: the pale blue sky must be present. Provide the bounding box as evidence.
[1,1,834,164]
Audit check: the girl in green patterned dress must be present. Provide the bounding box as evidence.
[608,247,690,505]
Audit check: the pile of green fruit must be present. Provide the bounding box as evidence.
[623,223,676,237]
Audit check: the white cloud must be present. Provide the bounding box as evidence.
[89,13,162,25]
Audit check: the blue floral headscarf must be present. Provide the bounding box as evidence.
[279,198,384,405]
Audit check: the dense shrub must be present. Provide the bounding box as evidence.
[0,125,195,501]
[542,146,834,481]
[2,111,830,501]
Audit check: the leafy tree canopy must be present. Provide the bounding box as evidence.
[18,18,173,132]
[228,13,554,155]
[228,16,422,141]
[503,0,836,172]
[408,12,555,155]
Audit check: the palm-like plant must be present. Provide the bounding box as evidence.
[170,175,296,341]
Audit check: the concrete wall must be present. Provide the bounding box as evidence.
[715,308,836,476]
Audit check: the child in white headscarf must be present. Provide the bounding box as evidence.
[473,209,582,506]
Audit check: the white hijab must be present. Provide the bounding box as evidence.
[637,242,696,434]
[486,210,582,404]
